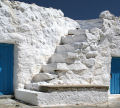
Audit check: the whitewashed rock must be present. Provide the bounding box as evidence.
[25,82,52,91]
[50,53,66,63]
[50,52,77,64]
[95,61,102,69]
[82,46,91,54]
[92,74,110,85]
[25,83,40,91]
[55,44,74,53]
[86,51,98,59]
[68,29,85,35]
[1,0,118,106]
[111,49,120,57]
[67,52,79,59]
[42,64,56,73]
[74,42,88,49]
[83,58,95,68]
[32,73,57,82]
[90,43,98,51]
[76,19,103,29]
[0,0,79,89]
[86,32,99,43]
[109,43,116,49]
[61,34,86,44]
[68,63,87,72]
[99,10,115,20]
[0,0,119,103]
[42,63,69,72]
[56,63,69,71]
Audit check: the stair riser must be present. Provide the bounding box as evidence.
[50,53,78,63]
[61,34,87,44]
[55,44,74,53]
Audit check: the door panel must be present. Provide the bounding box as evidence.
[0,44,14,95]
[110,57,120,94]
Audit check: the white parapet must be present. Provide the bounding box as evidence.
[15,85,109,107]
[15,89,38,105]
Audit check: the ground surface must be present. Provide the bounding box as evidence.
[0,95,120,108]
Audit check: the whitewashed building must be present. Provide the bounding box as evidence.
[0,0,120,107]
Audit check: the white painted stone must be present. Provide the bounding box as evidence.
[42,63,69,72]
[44,11,120,88]
[42,64,56,73]
[90,43,98,51]
[92,74,110,85]
[74,42,88,49]
[32,73,57,82]
[25,83,38,91]
[1,0,120,106]
[61,34,86,44]
[50,52,78,63]
[55,44,74,53]
[82,46,91,54]
[67,52,79,59]
[83,58,95,68]
[95,61,102,69]
[76,19,103,29]
[99,11,115,20]
[68,63,87,72]
[15,89,38,105]
[15,88,108,106]
[50,53,66,63]
[86,31,99,43]
[0,0,79,89]
[68,29,85,35]
[109,43,117,49]
[56,63,69,71]
[111,49,120,57]
[86,51,98,59]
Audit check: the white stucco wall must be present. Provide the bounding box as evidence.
[0,0,79,89]
[25,11,120,89]
[1,0,120,91]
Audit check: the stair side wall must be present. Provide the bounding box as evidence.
[0,0,79,89]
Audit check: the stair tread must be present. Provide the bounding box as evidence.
[61,34,87,44]
[76,19,103,29]
[25,83,109,92]
[40,84,109,88]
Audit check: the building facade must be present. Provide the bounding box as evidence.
[0,0,120,107]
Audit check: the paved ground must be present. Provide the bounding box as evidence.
[0,98,36,108]
[0,95,120,108]
[108,95,120,108]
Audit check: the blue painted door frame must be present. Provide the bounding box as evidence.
[110,57,120,94]
[0,44,14,95]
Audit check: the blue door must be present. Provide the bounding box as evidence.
[0,44,14,95]
[110,57,120,94]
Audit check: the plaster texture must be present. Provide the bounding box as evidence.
[1,0,120,106]
[0,0,79,89]
[32,11,120,86]
[26,11,119,87]
[15,87,108,106]
[1,95,120,108]
[24,10,120,106]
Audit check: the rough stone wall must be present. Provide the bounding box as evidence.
[58,11,120,86]
[0,0,79,89]
[1,0,120,90]
[26,11,120,88]
[37,88,108,106]
[15,87,108,106]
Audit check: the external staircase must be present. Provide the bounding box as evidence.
[15,19,109,107]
